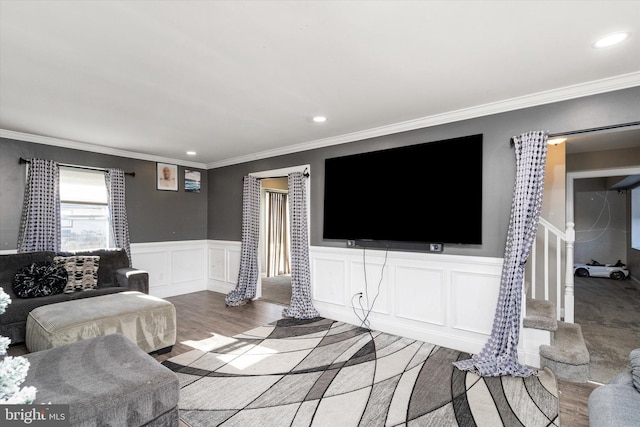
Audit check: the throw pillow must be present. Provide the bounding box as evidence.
[12,262,68,298]
[630,348,640,392]
[54,256,100,293]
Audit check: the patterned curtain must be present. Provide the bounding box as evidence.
[105,169,132,267]
[266,191,290,277]
[225,175,261,306]
[283,172,319,319]
[454,130,548,377]
[17,159,61,252]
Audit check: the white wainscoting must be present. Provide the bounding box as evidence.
[310,246,504,356]
[6,241,541,364]
[130,240,208,298]
[206,240,242,294]
[135,241,508,357]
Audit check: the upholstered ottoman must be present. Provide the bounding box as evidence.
[24,333,179,427]
[26,291,176,353]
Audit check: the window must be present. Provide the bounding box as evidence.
[632,186,640,250]
[59,167,113,251]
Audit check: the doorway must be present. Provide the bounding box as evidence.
[261,178,292,305]
[250,165,310,306]
[567,161,640,383]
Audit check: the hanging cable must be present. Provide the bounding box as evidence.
[351,247,389,330]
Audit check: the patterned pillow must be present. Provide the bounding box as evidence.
[54,256,100,293]
[12,262,68,298]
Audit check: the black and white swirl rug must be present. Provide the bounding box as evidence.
[163,317,559,427]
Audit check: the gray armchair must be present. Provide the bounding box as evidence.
[588,348,640,427]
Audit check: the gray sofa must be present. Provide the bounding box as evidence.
[588,348,640,427]
[0,248,149,344]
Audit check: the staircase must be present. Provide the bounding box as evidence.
[524,298,590,382]
[521,218,591,382]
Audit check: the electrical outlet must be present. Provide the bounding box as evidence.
[429,243,443,252]
[347,240,356,247]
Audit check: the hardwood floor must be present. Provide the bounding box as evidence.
[9,290,600,425]
[556,379,600,426]
[151,290,286,362]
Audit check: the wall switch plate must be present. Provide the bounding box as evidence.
[347,240,356,247]
[429,243,443,252]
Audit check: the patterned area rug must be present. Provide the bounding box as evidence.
[162,318,559,426]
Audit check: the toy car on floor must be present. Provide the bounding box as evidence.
[573,259,629,280]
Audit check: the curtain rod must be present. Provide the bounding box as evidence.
[248,168,310,180]
[19,157,135,177]
[510,121,640,147]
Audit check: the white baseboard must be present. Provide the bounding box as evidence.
[314,300,489,355]
[208,280,235,294]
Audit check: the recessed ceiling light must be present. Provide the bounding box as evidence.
[186,151,197,156]
[312,116,327,123]
[547,137,566,145]
[593,32,630,48]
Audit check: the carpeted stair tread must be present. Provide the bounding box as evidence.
[539,322,590,382]
[524,298,557,331]
[540,322,589,365]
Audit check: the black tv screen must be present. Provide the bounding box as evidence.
[323,134,483,248]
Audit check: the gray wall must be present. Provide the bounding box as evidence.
[573,179,627,264]
[208,87,640,258]
[2,87,639,257]
[0,139,208,251]
[567,146,640,172]
[628,189,640,280]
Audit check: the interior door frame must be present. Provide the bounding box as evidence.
[249,164,311,298]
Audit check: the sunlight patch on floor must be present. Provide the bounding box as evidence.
[217,346,279,371]
[181,333,280,370]
[181,333,237,352]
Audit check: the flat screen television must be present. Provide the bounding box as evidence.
[323,134,483,249]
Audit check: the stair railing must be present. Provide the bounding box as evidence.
[527,219,576,322]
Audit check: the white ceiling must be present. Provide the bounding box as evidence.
[1,1,639,168]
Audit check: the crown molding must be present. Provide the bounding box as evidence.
[2,72,639,171]
[206,71,640,169]
[0,129,208,169]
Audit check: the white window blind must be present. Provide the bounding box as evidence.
[59,167,113,251]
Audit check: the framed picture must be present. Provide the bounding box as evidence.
[157,163,178,191]
[185,170,201,193]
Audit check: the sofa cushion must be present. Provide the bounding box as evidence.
[72,249,129,288]
[54,256,100,292]
[23,334,179,427]
[67,287,127,300]
[630,348,640,391]
[12,261,68,298]
[0,252,57,300]
[588,383,640,427]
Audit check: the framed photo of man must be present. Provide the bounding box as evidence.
[157,163,178,191]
